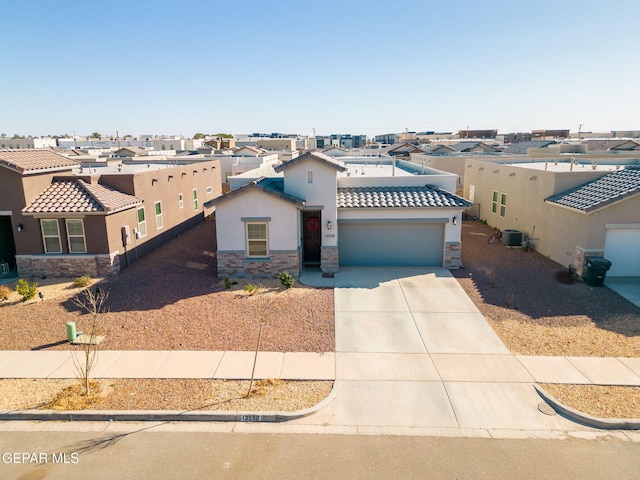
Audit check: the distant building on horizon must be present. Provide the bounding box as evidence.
[458,129,498,139]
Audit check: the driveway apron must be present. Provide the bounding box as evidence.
[313,266,590,431]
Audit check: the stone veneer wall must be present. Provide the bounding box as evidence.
[16,253,120,278]
[444,242,462,269]
[217,250,300,279]
[573,246,604,279]
[320,246,339,274]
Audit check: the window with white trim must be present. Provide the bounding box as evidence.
[500,193,507,217]
[137,207,147,237]
[246,222,268,257]
[192,189,198,210]
[66,219,87,253]
[154,201,163,230]
[491,190,498,214]
[41,219,62,253]
[205,186,212,194]
[178,193,183,209]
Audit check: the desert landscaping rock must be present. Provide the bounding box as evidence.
[452,221,640,357]
[0,221,334,353]
[0,378,334,412]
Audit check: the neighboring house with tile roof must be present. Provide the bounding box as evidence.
[113,146,148,157]
[0,149,221,278]
[385,143,424,157]
[451,142,502,153]
[424,144,455,154]
[206,151,471,278]
[582,139,640,153]
[503,140,557,154]
[463,157,640,278]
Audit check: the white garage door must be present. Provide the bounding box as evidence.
[339,222,444,267]
[604,227,640,276]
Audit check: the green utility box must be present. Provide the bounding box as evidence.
[584,256,612,287]
[66,322,77,342]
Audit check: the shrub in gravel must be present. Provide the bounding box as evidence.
[16,279,38,301]
[0,284,11,300]
[277,271,295,289]
[71,276,92,288]
[244,284,259,296]
[222,277,238,289]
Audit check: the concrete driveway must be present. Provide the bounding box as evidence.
[606,276,640,308]
[304,266,591,432]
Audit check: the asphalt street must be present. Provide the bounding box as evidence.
[1,428,639,479]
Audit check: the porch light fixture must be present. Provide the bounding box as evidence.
[326,220,333,230]
[16,223,23,232]
[452,216,457,225]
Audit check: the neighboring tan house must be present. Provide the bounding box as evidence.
[0,149,221,278]
[113,146,148,157]
[206,151,471,278]
[463,158,640,277]
[0,137,57,149]
[234,146,266,156]
[256,138,297,151]
[545,165,640,277]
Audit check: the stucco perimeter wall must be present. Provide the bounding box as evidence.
[16,253,120,278]
[217,250,300,279]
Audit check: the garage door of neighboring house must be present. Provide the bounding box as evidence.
[338,221,445,266]
[604,226,640,276]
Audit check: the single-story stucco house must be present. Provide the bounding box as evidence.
[205,151,472,278]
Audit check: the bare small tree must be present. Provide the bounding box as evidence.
[72,287,108,396]
[246,285,274,397]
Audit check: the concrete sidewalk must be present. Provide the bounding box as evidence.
[0,350,335,380]
[0,350,638,385]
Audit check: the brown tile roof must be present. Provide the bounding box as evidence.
[22,179,142,215]
[0,149,80,174]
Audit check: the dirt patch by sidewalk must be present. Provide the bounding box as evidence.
[0,378,333,412]
[452,221,640,357]
[540,384,640,419]
[0,220,334,353]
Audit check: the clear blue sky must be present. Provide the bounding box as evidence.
[1,0,639,138]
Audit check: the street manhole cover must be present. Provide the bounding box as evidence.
[538,402,557,416]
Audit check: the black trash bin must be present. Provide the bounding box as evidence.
[584,256,612,287]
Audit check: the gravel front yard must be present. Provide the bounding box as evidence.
[0,220,334,353]
[453,220,640,419]
[452,221,640,357]
[0,378,333,412]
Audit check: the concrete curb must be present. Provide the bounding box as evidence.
[534,384,640,430]
[0,381,338,423]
